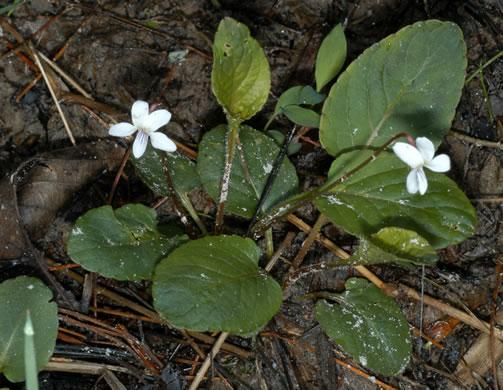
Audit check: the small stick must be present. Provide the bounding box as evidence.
[286,215,503,341]
[188,332,229,390]
[334,357,396,390]
[449,129,503,149]
[28,42,77,146]
[282,214,327,290]
[490,265,503,390]
[68,4,212,61]
[265,231,296,272]
[38,51,92,98]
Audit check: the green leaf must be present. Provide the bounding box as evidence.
[198,125,298,218]
[0,276,58,383]
[315,24,347,91]
[275,86,325,114]
[315,278,411,376]
[340,227,437,266]
[131,144,201,195]
[67,204,188,280]
[314,150,477,249]
[281,106,321,128]
[212,17,270,123]
[320,20,466,157]
[266,131,302,156]
[153,235,282,336]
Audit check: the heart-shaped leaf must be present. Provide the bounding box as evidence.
[131,144,201,195]
[320,20,466,157]
[340,227,438,267]
[314,150,476,249]
[197,125,298,218]
[212,17,270,123]
[67,204,188,280]
[153,235,282,336]
[0,276,58,383]
[315,278,411,376]
[315,24,347,91]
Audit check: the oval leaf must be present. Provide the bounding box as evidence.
[0,276,58,383]
[67,204,188,280]
[340,227,438,267]
[315,278,411,376]
[315,24,347,91]
[281,106,321,128]
[275,86,325,115]
[314,151,476,249]
[197,125,298,218]
[320,20,466,156]
[153,235,282,335]
[131,144,201,195]
[212,17,270,122]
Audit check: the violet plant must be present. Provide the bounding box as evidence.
[63,17,477,378]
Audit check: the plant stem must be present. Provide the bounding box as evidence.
[263,112,278,132]
[265,227,274,259]
[250,132,409,237]
[246,125,298,237]
[178,191,208,235]
[215,120,240,234]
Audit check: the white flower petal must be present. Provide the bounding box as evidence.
[417,168,428,195]
[132,131,149,158]
[143,110,172,132]
[406,169,419,194]
[109,122,136,137]
[131,100,149,127]
[393,142,424,168]
[415,137,435,163]
[150,132,177,152]
[426,154,450,172]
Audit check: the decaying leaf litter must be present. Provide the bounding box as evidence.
[0,0,502,389]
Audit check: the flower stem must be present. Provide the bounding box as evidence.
[250,132,409,237]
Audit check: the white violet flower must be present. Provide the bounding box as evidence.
[392,137,450,195]
[109,100,177,158]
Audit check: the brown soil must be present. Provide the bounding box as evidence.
[0,0,502,389]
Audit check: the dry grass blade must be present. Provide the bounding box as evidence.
[28,42,77,146]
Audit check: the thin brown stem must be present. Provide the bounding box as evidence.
[251,132,409,237]
[107,146,131,204]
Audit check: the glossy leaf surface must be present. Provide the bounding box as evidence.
[320,20,466,156]
[315,24,347,91]
[212,17,270,123]
[67,204,188,280]
[132,144,201,195]
[0,276,58,382]
[315,278,411,376]
[314,151,476,249]
[153,235,282,335]
[198,125,298,218]
[342,227,437,266]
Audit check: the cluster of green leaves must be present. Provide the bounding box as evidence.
[6,16,475,384]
